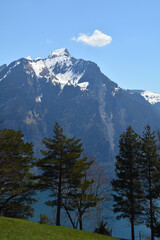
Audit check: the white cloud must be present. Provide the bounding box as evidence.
[72,30,112,47]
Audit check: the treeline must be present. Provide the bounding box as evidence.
[112,125,160,240]
[0,123,108,232]
[0,123,160,240]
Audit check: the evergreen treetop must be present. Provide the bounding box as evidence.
[0,128,37,219]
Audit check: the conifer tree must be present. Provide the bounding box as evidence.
[36,122,91,226]
[111,126,144,240]
[0,128,37,218]
[140,125,160,240]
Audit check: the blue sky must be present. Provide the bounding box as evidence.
[1,0,160,92]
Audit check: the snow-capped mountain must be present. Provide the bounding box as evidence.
[129,89,160,105]
[24,48,88,91]
[0,48,89,90]
[141,90,160,104]
[1,49,160,174]
[130,89,160,113]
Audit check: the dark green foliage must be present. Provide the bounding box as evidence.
[0,128,37,219]
[36,122,92,227]
[38,213,53,225]
[112,125,160,240]
[94,219,112,236]
[139,125,160,240]
[111,126,144,240]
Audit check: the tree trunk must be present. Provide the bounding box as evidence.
[56,159,62,226]
[148,163,154,240]
[56,192,61,226]
[65,207,77,229]
[79,213,83,230]
[0,207,2,216]
[150,197,154,240]
[130,163,135,240]
[131,219,135,240]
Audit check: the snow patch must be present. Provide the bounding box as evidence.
[35,94,43,102]
[115,87,120,92]
[54,70,85,90]
[141,91,160,104]
[112,87,120,96]
[30,49,72,80]
[35,57,41,61]
[45,49,72,78]
[26,56,33,61]
[77,82,89,91]
[28,49,87,90]
[0,48,88,91]
[30,60,45,78]
[0,61,20,81]
[48,48,70,58]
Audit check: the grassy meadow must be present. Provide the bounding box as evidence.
[0,217,121,240]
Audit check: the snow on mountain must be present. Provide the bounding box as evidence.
[141,91,160,104]
[30,59,46,78]
[54,71,85,90]
[35,94,43,103]
[0,48,88,91]
[112,87,120,96]
[1,48,160,172]
[26,56,33,61]
[0,61,20,81]
[48,48,70,58]
[77,82,89,91]
[2,48,160,103]
[27,48,87,90]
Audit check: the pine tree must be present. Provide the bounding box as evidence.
[36,122,90,226]
[140,125,160,240]
[0,128,37,219]
[111,126,144,240]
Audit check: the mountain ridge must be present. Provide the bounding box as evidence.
[1,49,160,174]
[1,48,160,105]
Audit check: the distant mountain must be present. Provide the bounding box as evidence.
[130,89,160,113]
[1,48,160,174]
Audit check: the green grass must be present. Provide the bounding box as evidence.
[0,217,120,240]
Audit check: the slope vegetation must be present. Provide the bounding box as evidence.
[0,217,120,240]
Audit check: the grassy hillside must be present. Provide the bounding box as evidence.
[0,217,120,240]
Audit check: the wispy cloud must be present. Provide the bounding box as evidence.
[72,30,112,47]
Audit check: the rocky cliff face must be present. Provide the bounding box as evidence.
[1,48,160,174]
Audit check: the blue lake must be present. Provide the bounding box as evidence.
[31,191,151,240]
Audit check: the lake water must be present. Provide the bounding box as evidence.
[31,191,151,240]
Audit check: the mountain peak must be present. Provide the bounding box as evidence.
[48,48,70,59]
[141,90,160,104]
